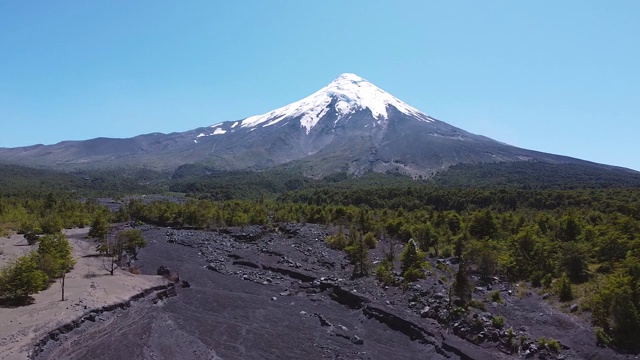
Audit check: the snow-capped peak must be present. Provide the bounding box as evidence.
[239,73,432,133]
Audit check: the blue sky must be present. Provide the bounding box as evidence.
[1,1,639,170]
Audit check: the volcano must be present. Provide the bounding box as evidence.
[0,73,613,177]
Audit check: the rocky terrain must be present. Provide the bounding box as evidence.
[0,74,614,178]
[32,224,634,360]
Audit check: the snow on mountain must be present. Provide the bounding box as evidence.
[238,73,433,134]
[0,72,621,177]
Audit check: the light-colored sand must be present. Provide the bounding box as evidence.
[0,228,168,360]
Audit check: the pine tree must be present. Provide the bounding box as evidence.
[345,229,370,277]
[400,239,426,282]
[88,212,110,241]
[452,260,472,309]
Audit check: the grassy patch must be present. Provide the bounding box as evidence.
[489,290,503,303]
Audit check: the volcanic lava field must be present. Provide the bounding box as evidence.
[33,224,629,360]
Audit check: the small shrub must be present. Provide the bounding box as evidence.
[506,327,514,347]
[595,326,611,347]
[436,262,448,272]
[469,298,486,311]
[519,335,528,348]
[492,315,505,329]
[537,337,561,353]
[547,338,561,353]
[537,336,547,348]
[375,260,395,286]
[490,290,502,303]
[517,282,528,299]
[556,274,573,302]
[363,232,378,249]
[403,267,424,282]
[326,229,348,250]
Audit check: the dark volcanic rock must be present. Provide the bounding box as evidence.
[32,224,629,360]
[156,265,171,276]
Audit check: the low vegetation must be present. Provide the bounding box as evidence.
[537,337,562,353]
[492,315,505,329]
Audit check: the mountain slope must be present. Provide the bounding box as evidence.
[0,73,630,177]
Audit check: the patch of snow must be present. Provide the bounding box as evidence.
[194,140,198,143]
[265,118,284,127]
[196,133,206,138]
[231,121,239,128]
[211,123,222,128]
[240,73,432,134]
[212,128,227,135]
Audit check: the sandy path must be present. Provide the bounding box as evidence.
[0,228,168,360]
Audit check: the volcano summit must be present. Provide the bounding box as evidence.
[0,74,612,176]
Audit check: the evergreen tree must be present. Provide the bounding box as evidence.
[400,239,426,282]
[556,274,573,302]
[452,260,472,309]
[36,232,75,279]
[469,209,499,240]
[88,212,110,240]
[345,230,370,277]
[0,252,48,301]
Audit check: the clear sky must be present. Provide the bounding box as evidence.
[1,1,639,170]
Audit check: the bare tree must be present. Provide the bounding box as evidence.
[98,227,147,275]
[59,270,66,301]
[100,231,123,275]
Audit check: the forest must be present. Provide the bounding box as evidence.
[0,163,638,351]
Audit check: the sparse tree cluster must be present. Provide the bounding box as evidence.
[96,228,146,275]
[0,233,75,302]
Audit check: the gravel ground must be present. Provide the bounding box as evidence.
[32,224,639,360]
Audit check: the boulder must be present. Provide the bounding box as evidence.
[156,265,171,276]
[351,335,364,345]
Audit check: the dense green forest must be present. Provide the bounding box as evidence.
[0,164,167,197]
[0,162,639,351]
[433,162,640,189]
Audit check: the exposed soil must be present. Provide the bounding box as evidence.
[0,228,167,360]
[32,224,638,360]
